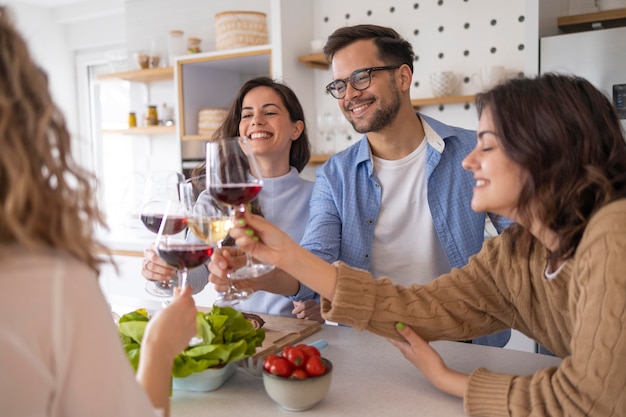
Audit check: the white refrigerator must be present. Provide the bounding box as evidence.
[540,26,626,129]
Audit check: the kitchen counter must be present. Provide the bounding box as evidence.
[171,323,561,416]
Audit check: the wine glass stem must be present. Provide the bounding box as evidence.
[237,204,254,269]
[179,268,188,289]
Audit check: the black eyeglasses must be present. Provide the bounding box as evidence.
[325,65,401,99]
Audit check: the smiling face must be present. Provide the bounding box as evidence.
[462,106,528,222]
[330,39,402,134]
[239,86,304,168]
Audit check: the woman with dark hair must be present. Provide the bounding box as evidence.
[0,7,197,417]
[225,73,626,416]
[142,77,321,321]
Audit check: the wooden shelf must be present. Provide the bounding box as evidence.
[558,8,626,33]
[298,53,328,70]
[181,135,211,141]
[97,66,174,83]
[309,154,331,164]
[102,126,176,135]
[411,95,475,108]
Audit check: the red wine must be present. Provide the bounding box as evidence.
[209,184,261,206]
[140,214,187,234]
[156,244,214,269]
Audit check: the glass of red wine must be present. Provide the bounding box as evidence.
[206,136,274,303]
[155,180,216,290]
[140,170,187,297]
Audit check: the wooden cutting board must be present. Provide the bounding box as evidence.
[197,308,321,359]
[251,313,322,359]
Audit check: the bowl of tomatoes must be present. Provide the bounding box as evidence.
[262,343,332,411]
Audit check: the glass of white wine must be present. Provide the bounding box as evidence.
[183,176,253,305]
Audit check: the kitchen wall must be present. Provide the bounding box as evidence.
[6,0,565,159]
[6,0,575,352]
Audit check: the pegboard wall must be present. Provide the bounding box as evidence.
[310,0,526,142]
[122,0,527,153]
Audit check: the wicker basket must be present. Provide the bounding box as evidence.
[214,11,268,51]
[198,107,228,137]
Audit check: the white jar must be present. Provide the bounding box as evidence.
[168,30,185,65]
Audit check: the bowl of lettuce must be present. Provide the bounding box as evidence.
[118,306,265,391]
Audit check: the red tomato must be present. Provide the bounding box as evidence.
[301,345,321,359]
[269,357,293,377]
[281,345,293,359]
[305,355,326,377]
[289,368,308,380]
[285,346,307,368]
[263,354,281,373]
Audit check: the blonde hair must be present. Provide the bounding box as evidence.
[0,7,110,274]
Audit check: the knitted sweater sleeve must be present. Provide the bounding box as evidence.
[320,233,519,342]
[321,203,626,417]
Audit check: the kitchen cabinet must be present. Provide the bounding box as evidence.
[174,0,317,164]
[176,47,272,141]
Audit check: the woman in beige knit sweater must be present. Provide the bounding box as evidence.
[220,73,626,416]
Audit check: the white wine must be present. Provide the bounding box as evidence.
[188,217,232,243]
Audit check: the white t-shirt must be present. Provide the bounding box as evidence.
[0,245,161,417]
[370,139,451,285]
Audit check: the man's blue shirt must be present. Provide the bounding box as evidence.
[300,113,511,347]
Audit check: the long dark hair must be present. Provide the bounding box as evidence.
[193,76,310,177]
[192,77,311,216]
[476,73,626,263]
[323,24,415,73]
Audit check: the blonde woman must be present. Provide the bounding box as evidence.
[0,7,197,417]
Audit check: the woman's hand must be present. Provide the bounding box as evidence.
[228,211,298,269]
[229,210,339,301]
[387,323,468,398]
[292,300,324,323]
[208,247,248,292]
[142,285,197,360]
[136,286,197,415]
[141,243,177,283]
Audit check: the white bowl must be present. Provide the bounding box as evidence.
[262,358,332,411]
[172,362,237,392]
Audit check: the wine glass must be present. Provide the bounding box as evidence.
[183,176,253,306]
[155,179,216,290]
[206,136,275,282]
[139,170,187,297]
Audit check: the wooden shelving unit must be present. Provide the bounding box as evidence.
[298,53,328,70]
[102,126,176,135]
[558,8,626,33]
[411,95,475,108]
[309,154,331,165]
[97,66,174,83]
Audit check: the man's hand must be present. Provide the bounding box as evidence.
[292,300,324,323]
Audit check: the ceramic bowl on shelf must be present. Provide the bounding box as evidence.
[172,362,237,392]
[262,358,333,411]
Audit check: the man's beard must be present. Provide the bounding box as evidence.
[348,88,402,134]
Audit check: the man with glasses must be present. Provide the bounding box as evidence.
[297,24,511,347]
[208,24,510,347]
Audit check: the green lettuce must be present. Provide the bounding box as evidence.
[117,306,265,377]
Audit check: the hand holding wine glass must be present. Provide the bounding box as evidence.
[206,136,275,303]
[154,179,217,290]
[140,170,187,297]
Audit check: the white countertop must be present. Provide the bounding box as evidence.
[171,324,561,416]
